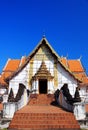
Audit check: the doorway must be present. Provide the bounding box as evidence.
[39,79,47,94]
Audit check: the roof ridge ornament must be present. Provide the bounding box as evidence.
[43,34,45,38]
[79,55,82,61]
[42,30,46,38]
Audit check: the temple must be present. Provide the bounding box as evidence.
[0,37,88,129]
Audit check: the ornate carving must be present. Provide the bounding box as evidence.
[32,61,54,80]
[29,59,34,87]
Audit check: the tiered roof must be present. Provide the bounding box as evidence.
[0,38,88,88]
[60,57,88,83]
[0,57,26,88]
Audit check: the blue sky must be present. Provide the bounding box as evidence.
[0,0,88,74]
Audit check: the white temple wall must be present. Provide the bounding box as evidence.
[9,57,78,97]
[30,59,78,96]
[9,63,30,97]
[45,60,54,76]
[48,80,54,94]
[32,60,55,94]
[57,63,77,97]
[79,87,88,102]
[32,80,36,91]
[33,60,41,75]
[33,80,38,93]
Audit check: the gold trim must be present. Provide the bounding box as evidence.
[54,60,58,88]
[29,59,34,88]
[32,61,54,80]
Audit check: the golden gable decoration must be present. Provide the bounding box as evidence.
[32,61,54,80]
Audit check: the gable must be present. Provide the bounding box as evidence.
[29,38,60,61]
[5,37,82,83]
[33,44,54,61]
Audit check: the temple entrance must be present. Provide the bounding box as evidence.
[39,79,47,94]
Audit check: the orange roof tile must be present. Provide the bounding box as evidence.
[60,58,84,72]
[74,73,87,81]
[60,57,88,83]
[0,76,8,87]
[0,59,20,87]
[0,103,3,111]
[4,59,20,72]
[60,57,67,66]
[68,60,84,72]
[3,59,20,78]
[74,73,85,79]
[82,77,88,83]
[85,104,88,113]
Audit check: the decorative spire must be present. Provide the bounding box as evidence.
[79,55,82,60]
[42,30,46,38]
[32,61,54,80]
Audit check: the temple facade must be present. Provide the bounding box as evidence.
[0,37,88,129]
[7,38,81,99]
[0,37,88,104]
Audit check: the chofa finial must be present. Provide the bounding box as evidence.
[42,30,45,38]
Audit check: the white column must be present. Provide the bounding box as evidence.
[35,80,38,94]
[23,89,28,105]
[32,80,35,91]
[47,80,50,94]
[48,80,54,94]
[74,102,86,120]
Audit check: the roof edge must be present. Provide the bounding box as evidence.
[5,37,82,82]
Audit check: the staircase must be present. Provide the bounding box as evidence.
[9,94,80,130]
[29,94,54,105]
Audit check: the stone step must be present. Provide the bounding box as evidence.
[8,94,80,130]
[12,115,76,121]
[13,112,75,117]
[9,124,80,129]
[9,105,80,129]
[9,128,80,130]
[11,120,78,125]
[28,94,54,105]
